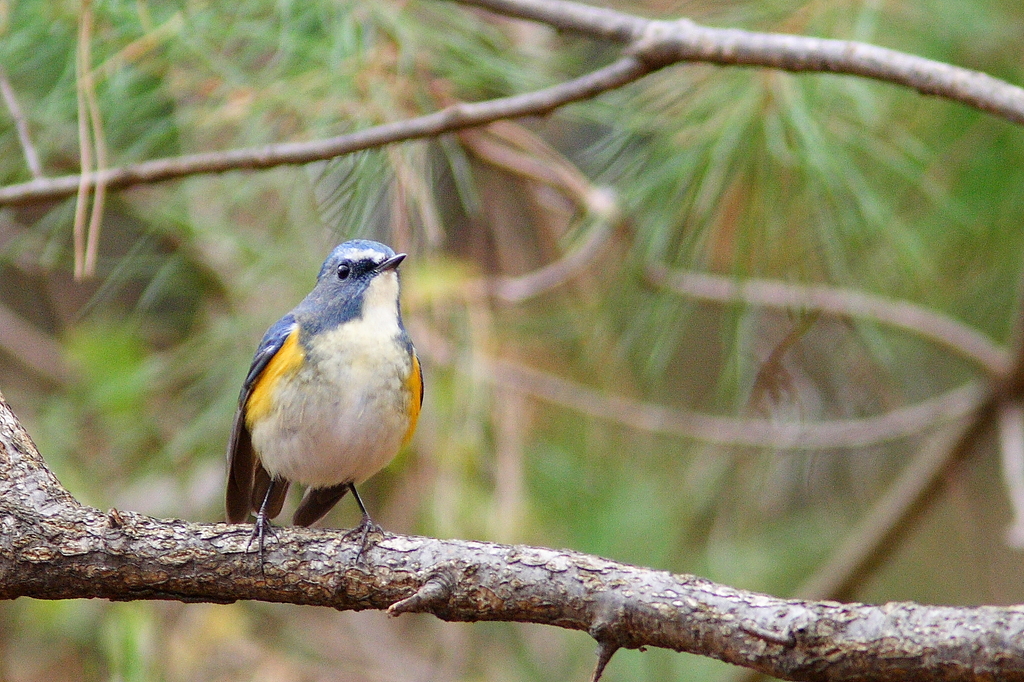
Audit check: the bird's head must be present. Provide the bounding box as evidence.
[296,240,407,336]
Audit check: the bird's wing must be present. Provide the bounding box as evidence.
[251,462,290,518]
[225,314,297,523]
[414,349,424,410]
[293,482,351,527]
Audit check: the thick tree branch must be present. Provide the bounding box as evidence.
[3,391,1024,681]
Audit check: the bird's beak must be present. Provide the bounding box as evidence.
[376,253,406,273]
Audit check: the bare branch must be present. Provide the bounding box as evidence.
[487,214,613,302]
[0,0,1021,207]
[0,304,70,385]
[646,264,1011,377]
[2,391,1024,682]
[72,1,95,281]
[83,21,109,279]
[999,401,1024,548]
[0,67,43,179]
[727,413,992,682]
[0,56,650,206]
[453,0,1024,126]
[411,322,988,449]
[793,408,991,602]
[461,119,599,205]
[453,0,643,41]
[456,121,621,302]
[486,356,987,449]
[590,639,620,682]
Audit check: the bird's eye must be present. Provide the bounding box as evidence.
[337,263,351,280]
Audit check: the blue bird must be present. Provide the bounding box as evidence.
[226,240,422,551]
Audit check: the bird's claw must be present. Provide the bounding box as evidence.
[344,514,383,563]
[246,510,278,574]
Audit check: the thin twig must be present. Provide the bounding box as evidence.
[453,0,1024,125]
[411,322,988,449]
[458,123,620,302]
[646,265,1011,377]
[451,0,642,41]
[2,0,1024,206]
[0,56,651,206]
[0,304,70,385]
[0,66,43,179]
[83,35,108,278]
[462,118,598,199]
[488,215,614,302]
[72,1,94,281]
[792,407,991,602]
[486,357,987,449]
[998,401,1024,548]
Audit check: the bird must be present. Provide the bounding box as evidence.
[225,239,422,554]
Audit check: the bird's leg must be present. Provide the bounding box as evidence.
[346,483,382,562]
[247,481,279,568]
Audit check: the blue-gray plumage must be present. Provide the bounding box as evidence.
[226,240,423,544]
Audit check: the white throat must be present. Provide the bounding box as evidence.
[359,271,401,333]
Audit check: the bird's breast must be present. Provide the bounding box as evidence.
[249,313,415,487]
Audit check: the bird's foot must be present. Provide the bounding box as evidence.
[246,510,278,573]
[344,513,383,563]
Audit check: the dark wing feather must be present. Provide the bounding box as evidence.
[251,463,290,519]
[293,483,350,527]
[415,349,424,409]
[225,409,254,523]
[225,314,297,523]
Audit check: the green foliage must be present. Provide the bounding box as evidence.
[2,0,1024,680]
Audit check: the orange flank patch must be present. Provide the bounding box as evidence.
[402,350,423,445]
[245,328,304,428]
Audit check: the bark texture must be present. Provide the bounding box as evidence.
[3,392,1024,680]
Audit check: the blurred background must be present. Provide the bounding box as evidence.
[2,0,1024,680]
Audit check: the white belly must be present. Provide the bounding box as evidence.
[250,319,413,488]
